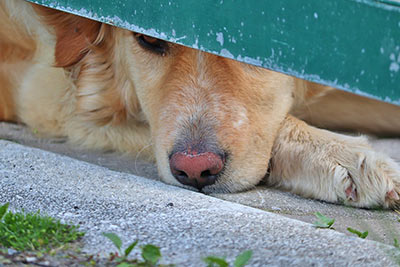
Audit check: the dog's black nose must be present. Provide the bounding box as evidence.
[169,151,224,190]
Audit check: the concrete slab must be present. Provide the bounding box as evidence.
[1,139,400,266]
[2,122,400,248]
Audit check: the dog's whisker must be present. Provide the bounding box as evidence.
[134,142,153,175]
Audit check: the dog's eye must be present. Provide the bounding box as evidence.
[135,34,168,56]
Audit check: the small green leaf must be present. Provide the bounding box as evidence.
[124,240,138,257]
[313,222,330,228]
[395,238,400,248]
[102,232,122,251]
[203,256,229,267]
[360,231,368,239]
[347,227,368,239]
[347,227,360,236]
[0,203,9,220]
[142,244,161,265]
[313,212,335,229]
[116,263,134,267]
[234,250,252,267]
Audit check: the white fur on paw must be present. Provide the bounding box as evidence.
[334,149,400,208]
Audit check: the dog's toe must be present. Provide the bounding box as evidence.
[336,149,400,208]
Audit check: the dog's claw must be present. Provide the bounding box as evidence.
[386,189,400,201]
[345,183,358,202]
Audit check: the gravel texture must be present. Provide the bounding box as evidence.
[1,139,400,266]
[2,122,400,246]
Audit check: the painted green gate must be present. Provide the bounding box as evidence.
[27,0,400,105]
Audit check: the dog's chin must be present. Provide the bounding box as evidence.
[157,153,266,194]
[160,171,262,194]
[165,180,255,194]
[201,178,260,194]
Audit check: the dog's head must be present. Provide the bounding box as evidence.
[128,36,295,193]
[36,7,295,193]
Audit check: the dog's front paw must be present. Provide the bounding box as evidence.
[333,147,400,209]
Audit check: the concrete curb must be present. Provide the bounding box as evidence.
[1,140,399,266]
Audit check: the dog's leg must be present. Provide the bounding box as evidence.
[268,115,400,208]
[0,1,38,122]
[0,68,16,121]
[291,79,400,136]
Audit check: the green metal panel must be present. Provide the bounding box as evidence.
[26,0,400,105]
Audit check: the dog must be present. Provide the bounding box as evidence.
[1,0,400,209]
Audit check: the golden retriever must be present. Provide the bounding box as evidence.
[1,0,400,208]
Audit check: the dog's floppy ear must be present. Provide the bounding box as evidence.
[32,4,101,67]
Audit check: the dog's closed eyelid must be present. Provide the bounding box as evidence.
[134,33,169,56]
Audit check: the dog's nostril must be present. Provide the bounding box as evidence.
[169,151,224,190]
[176,170,188,179]
[201,170,212,178]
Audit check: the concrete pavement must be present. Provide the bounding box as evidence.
[1,138,400,266]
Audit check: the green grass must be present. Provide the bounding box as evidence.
[0,202,253,266]
[313,212,370,240]
[203,250,253,267]
[0,203,84,251]
[347,227,368,239]
[103,232,165,266]
[102,232,253,267]
[313,212,335,229]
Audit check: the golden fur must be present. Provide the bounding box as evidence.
[1,0,400,208]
